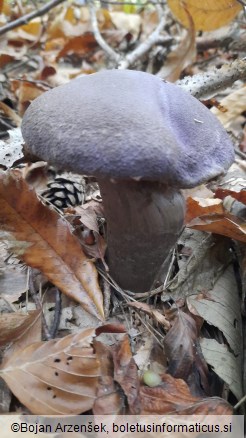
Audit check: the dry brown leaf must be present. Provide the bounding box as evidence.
[186,197,246,243]
[0,328,100,414]
[0,101,21,127]
[11,79,50,116]
[0,44,27,69]
[0,310,41,347]
[216,188,246,205]
[56,33,98,60]
[112,334,140,414]
[0,170,104,320]
[158,7,196,81]
[93,340,125,415]
[140,373,233,414]
[128,301,170,331]
[168,0,241,31]
[164,309,209,395]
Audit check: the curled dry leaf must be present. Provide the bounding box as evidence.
[164,309,209,395]
[216,188,246,205]
[111,334,140,414]
[0,310,41,347]
[93,340,125,415]
[185,197,246,243]
[0,170,104,320]
[168,0,241,31]
[158,7,196,81]
[0,328,100,414]
[140,373,233,415]
[56,33,98,60]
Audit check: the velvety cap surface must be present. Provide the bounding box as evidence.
[21,69,234,188]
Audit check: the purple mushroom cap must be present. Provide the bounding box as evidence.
[21,69,234,188]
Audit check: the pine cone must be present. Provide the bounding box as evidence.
[42,174,86,208]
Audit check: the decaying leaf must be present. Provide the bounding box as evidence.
[163,309,209,395]
[0,128,23,169]
[0,170,104,320]
[56,33,98,60]
[216,188,246,205]
[112,334,140,414]
[93,340,125,415]
[140,373,232,414]
[0,310,41,347]
[0,328,100,414]
[168,0,241,31]
[11,79,50,115]
[185,197,246,243]
[187,263,243,400]
[128,301,170,331]
[200,338,243,401]
[158,7,196,81]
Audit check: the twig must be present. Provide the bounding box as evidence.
[89,0,167,68]
[28,270,51,340]
[0,0,67,36]
[88,0,121,63]
[177,58,246,99]
[49,288,62,338]
[118,14,167,69]
[102,276,111,319]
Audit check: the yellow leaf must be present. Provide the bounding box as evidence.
[0,0,3,14]
[18,18,42,40]
[168,0,242,31]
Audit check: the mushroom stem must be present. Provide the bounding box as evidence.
[98,179,185,292]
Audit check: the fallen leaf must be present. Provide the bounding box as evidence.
[16,18,42,42]
[0,102,21,127]
[200,338,243,401]
[216,188,246,205]
[158,7,196,81]
[0,170,104,320]
[56,33,98,60]
[164,309,209,395]
[0,310,40,347]
[112,335,140,414]
[0,328,100,414]
[185,197,246,243]
[11,79,50,116]
[168,0,241,31]
[0,128,24,169]
[187,263,243,400]
[128,301,170,331]
[93,340,125,415]
[140,373,232,414]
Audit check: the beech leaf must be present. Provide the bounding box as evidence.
[168,0,241,31]
[140,373,232,414]
[0,328,100,414]
[0,170,104,320]
[185,197,246,243]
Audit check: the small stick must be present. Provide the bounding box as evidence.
[0,0,67,36]
[88,0,121,63]
[177,58,246,99]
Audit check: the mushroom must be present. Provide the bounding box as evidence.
[21,70,234,292]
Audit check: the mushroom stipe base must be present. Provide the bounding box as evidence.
[98,179,185,293]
